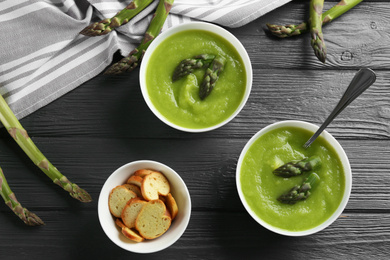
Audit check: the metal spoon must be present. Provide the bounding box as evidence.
[303,68,377,149]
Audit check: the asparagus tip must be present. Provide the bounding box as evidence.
[24,210,45,226]
[69,184,92,203]
[54,177,92,202]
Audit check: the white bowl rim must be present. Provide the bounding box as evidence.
[98,160,191,253]
[139,21,253,133]
[236,120,352,236]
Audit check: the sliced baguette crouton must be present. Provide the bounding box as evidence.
[126,175,143,187]
[115,218,127,229]
[165,193,179,220]
[121,198,147,228]
[135,200,171,239]
[116,217,145,242]
[121,226,145,242]
[122,183,142,198]
[134,169,154,178]
[159,195,167,203]
[141,171,170,201]
[108,186,137,218]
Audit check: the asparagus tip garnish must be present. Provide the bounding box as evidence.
[273,156,321,178]
[172,54,216,82]
[199,55,226,100]
[277,172,320,204]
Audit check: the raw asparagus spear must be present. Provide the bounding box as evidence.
[0,95,91,202]
[172,54,216,82]
[104,0,174,75]
[266,0,363,38]
[310,0,327,63]
[0,167,44,226]
[273,156,321,178]
[80,0,154,37]
[277,172,320,204]
[199,55,226,100]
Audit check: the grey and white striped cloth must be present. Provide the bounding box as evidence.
[0,0,290,119]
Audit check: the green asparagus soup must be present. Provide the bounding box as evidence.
[145,30,246,129]
[240,126,345,232]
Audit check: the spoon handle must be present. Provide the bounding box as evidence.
[303,68,377,149]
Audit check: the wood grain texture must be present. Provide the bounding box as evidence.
[0,1,389,259]
[0,138,389,212]
[0,210,389,260]
[12,68,390,140]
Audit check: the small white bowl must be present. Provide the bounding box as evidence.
[139,21,252,133]
[236,120,352,236]
[98,160,191,253]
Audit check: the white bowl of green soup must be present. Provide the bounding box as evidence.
[236,120,352,236]
[140,22,252,132]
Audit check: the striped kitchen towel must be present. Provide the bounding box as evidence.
[0,0,290,119]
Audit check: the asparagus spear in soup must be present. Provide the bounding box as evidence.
[199,55,226,100]
[273,156,321,178]
[278,173,320,204]
[172,54,216,82]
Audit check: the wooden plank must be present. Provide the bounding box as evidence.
[0,137,389,212]
[0,210,388,259]
[11,68,390,140]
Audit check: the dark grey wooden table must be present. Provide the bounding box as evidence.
[1,1,389,259]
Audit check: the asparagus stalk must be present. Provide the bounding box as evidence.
[80,0,154,37]
[310,0,327,63]
[0,167,44,226]
[104,0,174,75]
[0,95,91,202]
[199,55,226,100]
[172,54,216,82]
[277,172,320,204]
[266,0,363,38]
[273,156,321,178]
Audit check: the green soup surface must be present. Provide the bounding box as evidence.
[145,29,246,129]
[240,126,345,232]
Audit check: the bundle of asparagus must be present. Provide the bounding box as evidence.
[0,94,91,225]
[80,0,174,75]
[266,0,363,63]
